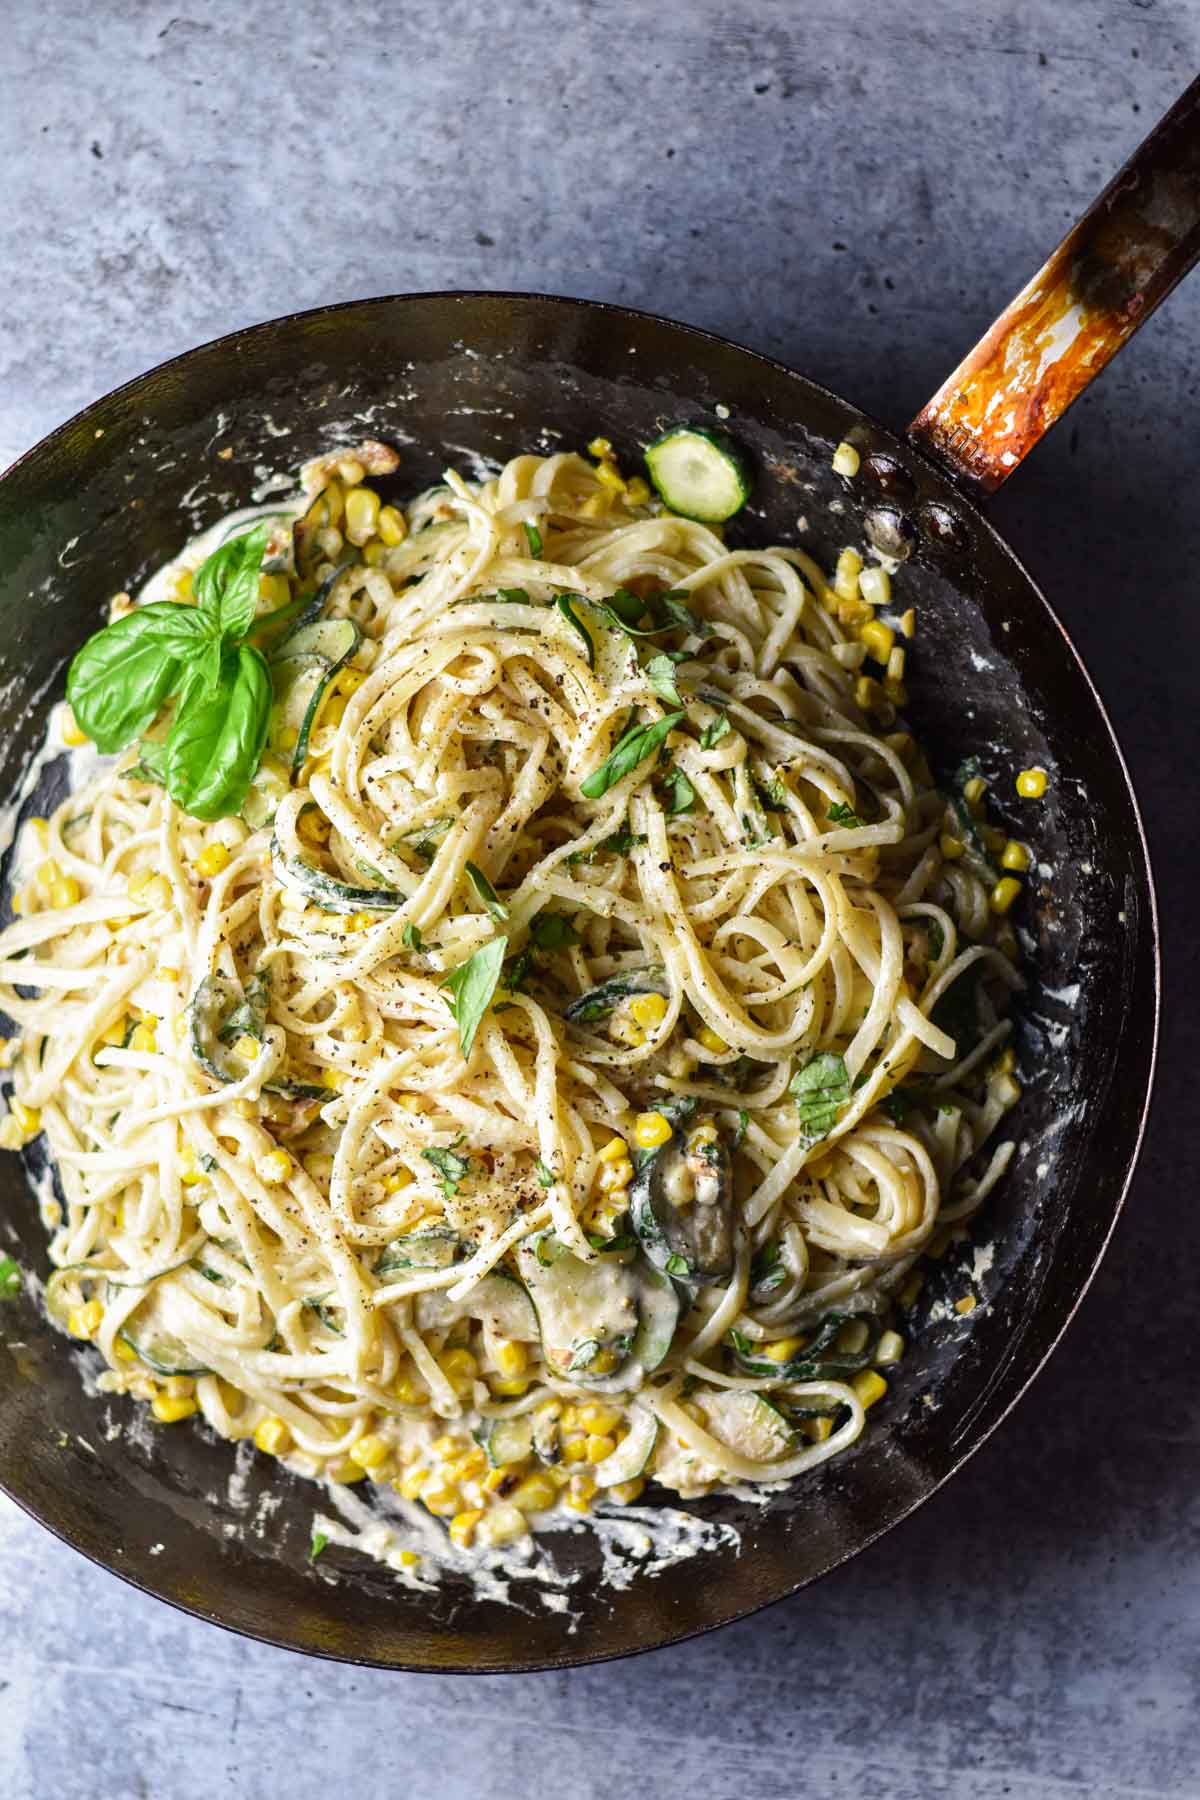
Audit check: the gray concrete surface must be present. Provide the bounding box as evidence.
[2,1,1199,1796]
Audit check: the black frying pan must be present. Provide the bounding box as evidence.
[1,78,1190,1673]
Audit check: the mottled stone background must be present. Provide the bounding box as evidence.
[2,2,1198,1796]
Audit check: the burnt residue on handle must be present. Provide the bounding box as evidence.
[909,76,1200,496]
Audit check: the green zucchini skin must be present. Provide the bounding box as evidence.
[729,1311,881,1381]
[563,966,668,1025]
[270,829,408,915]
[644,426,751,524]
[270,616,360,773]
[629,1105,734,1285]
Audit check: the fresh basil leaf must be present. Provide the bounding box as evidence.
[879,1087,913,1124]
[530,913,579,951]
[465,862,508,922]
[790,1052,851,1141]
[0,1255,21,1300]
[928,919,945,960]
[827,801,863,827]
[422,1142,472,1195]
[605,587,646,625]
[398,817,455,862]
[162,644,272,822]
[656,592,714,639]
[402,921,424,952]
[700,713,730,750]
[567,826,647,865]
[502,946,536,993]
[733,1107,750,1149]
[755,774,787,810]
[580,710,684,800]
[555,594,595,668]
[193,520,273,643]
[662,766,696,816]
[66,604,208,754]
[309,1528,329,1561]
[523,521,543,559]
[535,1158,556,1188]
[441,936,507,1057]
[645,653,683,707]
[494,587,531,604]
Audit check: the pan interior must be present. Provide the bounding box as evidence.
[0,294,1156,1670]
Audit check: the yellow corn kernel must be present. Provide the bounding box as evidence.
[489,1375,531,1397]
[687,1123,719,1155]
[132,872,172,909]
[990,876,1022,915]
[584,1433,616,1464]
[854,674,885,714]
[595,460,626,492]
[597,1156,634,1194]
[99,1016,128,1048]
[859,563,892,609]
[328,1458,369,1484]
[587,436,613,458]
[421,1484,461,1517]
[261,1149,293,1184]
[129,1023,156,1054]
[152,1392,199,1424]
[10,1100,40,1136]
[477,1504,529,1548]
[852,1369,888,1410]
[348,1433,392,1471]
[395,1465,428,1500]
[586,1347,620,1376]
[60,706,88,747]
[566,1472,598,1512]
[837,596,872,628]
[36,858,61,896]
[223,1034,256,1065]
[994,1045,1016,1077]
[834,546,863,600]
[578,1403,622,1436]
[1016,766,1048,799]
[884,676,908,705]
[383,1169,413,1194]
[393,1375,424,1404]
[628,992,668,1030]
[955,1294,977,1316]
[67,1299,104,1340]
[886,646,907,685]
[609,1477,646,1505]
[624,476,651,505]
[445,1447,488,1484]
[597,1136,628,1164]
[762,1336,805,1363]
[874,1330,905,1366]
[448,1507,484,1548]
[440,1349,478,1393]
[320,1068,345,1091]
[562,1437,589,1464]
[375,503,408,548]
[579,492,609,520]
[859,617,895,664]
[634,1110,673,1150]
[1001,839,1031,873]
[963,776,987,810]
[113,1336,138,1362]
[939,833,965,861]
[695,1024,729,1056]
[344,486,381,546]
[995,1071,1022,1105]
[831,441,860,478]
[254,1416,292,1456]
[510,1471,558,1513]
[899,606,916,639]
[803,1417,834,1443]
[195,842,231,879]
[50,875,81,908]
[493,1339,527,1379]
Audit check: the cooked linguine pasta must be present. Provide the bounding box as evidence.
[0,439,1026,1560]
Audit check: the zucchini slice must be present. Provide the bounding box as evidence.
[478,1413,535,1468]
[629,1264,679,1373]
[415,1271,538,1341]
[189,973,266,1084]
[698,1388,795,1461]
[376,1228,462,1276]
[563,965,668,1026]
[270,616,360,773]
[629,1105,734,1285]
[118,1292,210,1376]
[591,1404,658,1488]
[729,1311,880,1381]
[271,811,408,915]
[515,1232,679,1390]
[644,426,751,524]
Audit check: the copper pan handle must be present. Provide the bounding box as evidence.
[908,75,1200,497]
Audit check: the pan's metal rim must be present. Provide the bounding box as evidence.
[0,289,1162,1673]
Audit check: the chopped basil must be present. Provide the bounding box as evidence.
[580,711,684,800]
[555,594,595,668]
[789,1051,851,1141]
[309,1529,329,1561]
[662,766,696,816]
[734,1107,750,1149]
[535,1159,556,1188]
[0,1255,21,1300]
[566,828,646,865]
[465,862,508,922]
[399,817,455,862]
[523,521,543,559]
[494,587,531,604]
[422,1141,472,1196]
[827,801,863,827]
[530,913,580,951]
[645,653,683,707]
[754,774,788,810]
[402,921,424,952]
[700,713,730,750]
[440,936,507,1056]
